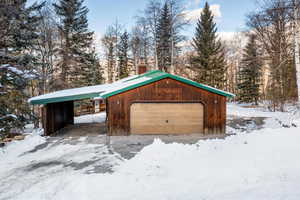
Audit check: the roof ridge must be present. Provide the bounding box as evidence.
[101,72,235,98]
[123,70,163,82]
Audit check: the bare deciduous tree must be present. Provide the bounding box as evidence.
[101,27,116,83]
[35,2,58,94]
[248,0,298,111]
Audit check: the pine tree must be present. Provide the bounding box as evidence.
[157,2,172,72]
[237,34,262,105]
[84,47,103,85]
[0,0,43,138]
[118,31,130,79]
[192,2,226,89]
[53,0,94,88]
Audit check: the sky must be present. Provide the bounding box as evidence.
[85,0,258,41]
[27,0,258,49]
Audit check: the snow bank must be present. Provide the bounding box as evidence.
[1,133,45,158]
[94,128,300,200]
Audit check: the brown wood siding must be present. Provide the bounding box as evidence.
[107,78,226,136]
[42,101,74,136]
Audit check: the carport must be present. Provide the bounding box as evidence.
[29,85,108,135]
[28,76,142,135]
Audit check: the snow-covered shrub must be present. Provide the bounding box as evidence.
[0,65,34,139]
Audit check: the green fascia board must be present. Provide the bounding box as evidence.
[101,72,235,99]
[30,92,101,105]
[169,75,235,97]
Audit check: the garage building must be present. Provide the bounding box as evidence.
[29,70,234,136]
[101,70,234,135]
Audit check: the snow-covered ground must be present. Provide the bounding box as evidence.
[1,103,300,200]
[228,103,300,127]
[74,112,106,124]
[227,103,300,134]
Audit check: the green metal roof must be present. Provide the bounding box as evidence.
[100,70,235,99]
[29,70,234,105]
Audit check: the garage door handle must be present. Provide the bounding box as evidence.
[165,120,169,123]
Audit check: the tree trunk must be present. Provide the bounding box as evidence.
[294,4,300,102]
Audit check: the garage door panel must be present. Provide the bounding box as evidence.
[130,103,203,134]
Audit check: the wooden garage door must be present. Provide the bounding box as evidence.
[130,103,204,134]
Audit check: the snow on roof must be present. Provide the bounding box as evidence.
[99,77,152,97]
[29,70,234,105]
[28,74,144,105]
[28,84,110,103]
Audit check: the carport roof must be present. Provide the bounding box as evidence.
[28,75,137,105]
[29,70,234,105]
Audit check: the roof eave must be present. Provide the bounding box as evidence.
[29,92,101,105]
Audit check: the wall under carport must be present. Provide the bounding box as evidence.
[42,101,74,136]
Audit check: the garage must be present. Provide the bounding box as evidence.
[130,103,204,134]
[101,70,234,136]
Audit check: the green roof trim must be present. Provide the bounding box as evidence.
[100,70,235,99]
[30,92,101,105]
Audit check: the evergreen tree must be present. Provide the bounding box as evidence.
[118,31,130,79]
[53,0,94,88]
[0,1,43,138]
[84,47,103,85]
[157,2,172,72]
[192,2,226,89]
[237,34,262,104]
